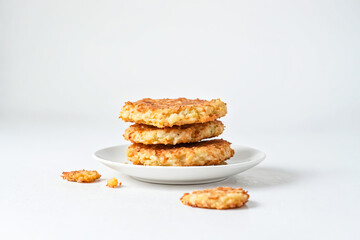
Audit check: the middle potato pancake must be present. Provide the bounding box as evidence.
[124,120,224,145]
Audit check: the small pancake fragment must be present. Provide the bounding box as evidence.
[119,98,227,128]
[61,170,101,183]
[126,139,234,166]
[106,178,121,188]
[124,120,225,145]
[180,187,249,210]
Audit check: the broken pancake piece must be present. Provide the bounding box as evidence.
[180,187,249,210]
[106,178,121,188]
[126,139,234,166]
[119,98,227,128]
[124,120,224,145]
[61,170,101,183]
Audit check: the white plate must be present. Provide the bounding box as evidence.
[93,145,266,185]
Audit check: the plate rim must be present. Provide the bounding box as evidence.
[93,144,266,169]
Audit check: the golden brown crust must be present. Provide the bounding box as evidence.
[61,170,101,183]
[126,139,234,166]
[180,187,249,210]
[123,120,225,145]
[119,98,227,128]
[127,98,212,110]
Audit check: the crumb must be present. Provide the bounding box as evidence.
[61,170,101,183]
[106,178,121,188]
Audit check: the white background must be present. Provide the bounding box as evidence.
[1,0,359,239]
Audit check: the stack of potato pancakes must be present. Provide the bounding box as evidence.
[119,98,234,166]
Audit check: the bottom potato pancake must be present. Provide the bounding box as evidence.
[126,139,234,166]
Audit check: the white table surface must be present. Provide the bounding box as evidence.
[1,118,359,240]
